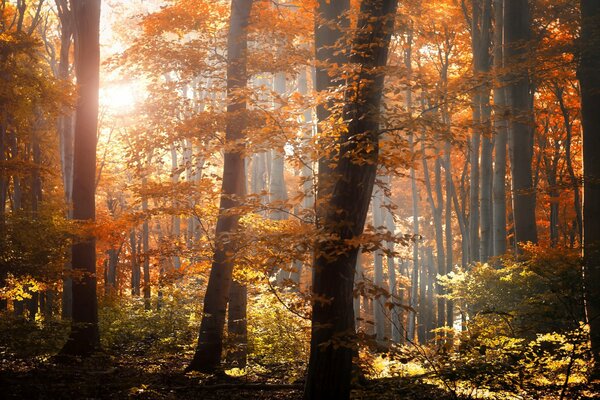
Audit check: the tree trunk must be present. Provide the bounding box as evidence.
[56,0,75,320]
[304,2,398,398]
[314,0,350,218]
[187,0,252,372]
[421,136,445,328]
[353,251,363,331]
[492,0,508,256]
[130,229,140,296]
[406,32,419,343]
[372,184,386,342]
[555,86,583,244]
[444,143,454,329]
[59,0,101,357]
[505,0,537,247]
[384,185,401,343]
[171,145,181,270]
[579,0,600,379]
[226,280,247,368]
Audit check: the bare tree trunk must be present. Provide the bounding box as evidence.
[226,281,247,367]
[59,0,101,357]
[305,2,398,398]
[187,0,252,372]
[579,0,600,379]
[555,86,582,244]
[130,229,140,296]
[171,145,181,270]
[142,168,151,309]
[469,0,492,263]
[105,247,119,295]
[421,136,445,328]
[505,0,537,247]
[372,184,386,342]
[426,247,436,340]
[353,251,363,332]
[56,0,75,320]
[492,0,508,257]
[383,183,401,343]
[444,143,454,329]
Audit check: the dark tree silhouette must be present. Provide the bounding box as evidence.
[59,0,101,357]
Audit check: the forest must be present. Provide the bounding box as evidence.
[0,0,600,399]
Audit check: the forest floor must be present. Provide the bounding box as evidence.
[2,352,600,399]
[0,353,458,400]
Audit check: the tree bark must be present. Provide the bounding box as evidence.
[372,184,386,342]
[579,0,600,379]
[59,0,101,357]
[505,0,537,247]
[304,2,398,398]
[187,0,252,372]
[492,0,508,257]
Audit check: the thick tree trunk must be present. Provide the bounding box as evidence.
[56,0,75,320]
[59,0,101,357]
[304,2,397,398]
[492,0,507,256]
[188,0,252,372]
[579,0,600,379]
[505,0,537,247]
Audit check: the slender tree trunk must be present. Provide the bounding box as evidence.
[142,172,150,309]
[105,247,119,294]
[56,0,75,320]
[555,86,583,244]
[187,0,252,372]
[130,229,140,296]
[579,0,600,379]
[314,0,350,218]
[444,143,454,329]
[421,137,445,328]
[417,247,427,343]
[59,0,101,357]
[171,145,181,270]
[405,31,419,343]
[426,247,436,339]
[353,251,363,332]
[304,2,398,398]
[226,281,247,367]
[372,185,386,342]
[505,0,537,247]
[469,0,492,263]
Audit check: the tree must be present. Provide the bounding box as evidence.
[187,0,253,372]
[505,0,537,247]
[579,0,600,379]
[59,0,101,356]
[492,0,507,257]
[304,1,398,398]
